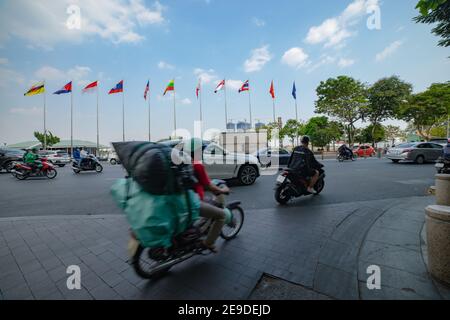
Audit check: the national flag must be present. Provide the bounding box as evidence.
[196,80,201,99]
[144,81,150,100]
[82,81,98,93]
[239,80,249,93]
[214,80,225,93]
[269,81,275,99]
[163,80,174,96]
[109,80,124,95]
[53,81,72,95]
[292,82,297,100]
[24,81,45,96]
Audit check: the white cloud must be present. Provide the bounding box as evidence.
[244,45,272,73]
[281,47,309,69]
[305,0,379,48]
[376,41,402,62]
[226,80,244,91]
[0,57,8,65]
[193,68,218,84]
[252,17,266,27]
[0,0,166,48]
[10,107,42,116]
[338,58,355,68]
[180,98,192,105]
[34,65,92,84]
[307,55,336,73]
[0,67,25,87]
[158,61,175,70]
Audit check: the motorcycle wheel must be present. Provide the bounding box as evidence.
[314,179,325,194]
[220,206,244,240]
[5,162,15,173]
[337,156,344,162]
[95,164,103,173]
[14,169,27,180]
[275,186,291,205]
[45,168,57,179]
[132,245,172,279]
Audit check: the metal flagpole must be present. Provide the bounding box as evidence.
[295,98,298,123]
[148,80,151,142]
[248,80,253,129]
[96,85,99,154]
[122,89,125,142]
[272,98,276,124]
[224,79,228,130]
[70,84,73,156]
[44,84,47,150]
[173,81,177,136]
[199,80,203,137]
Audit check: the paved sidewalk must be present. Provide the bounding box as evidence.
[0,195,448,300]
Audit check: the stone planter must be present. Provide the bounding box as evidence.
[425,205,450,285]
[435,174,450,206]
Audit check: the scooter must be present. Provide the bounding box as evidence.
[337,150,356,162]
[435,156,450,174]
[274,167,326,205]
[128,180,245,279]
[11,158,57,180]
[72,154,103,174]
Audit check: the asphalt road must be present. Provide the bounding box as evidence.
[0,158,436,218]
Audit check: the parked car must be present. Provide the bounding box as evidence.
[386,142,443,164]
[430,138,449,147]
[253,147,291,167]
[162,139,261,185]
[39,150,71,167]
[353,145,376,158]
[0,147,25,172]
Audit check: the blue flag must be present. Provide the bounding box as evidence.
[292,82,297,100]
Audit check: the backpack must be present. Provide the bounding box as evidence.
[112,141,197,195]
[288,147,310,172]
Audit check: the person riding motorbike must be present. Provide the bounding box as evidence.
[23,148,41,173]
[79,148,88,167]
[444,139,450,160]
[187,138,230,253]
[287,136,322,194]
[338,144,354,160]
[73,148,81,166]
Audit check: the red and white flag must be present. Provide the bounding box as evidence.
[196,80,201,99]
[214,80,225,93]
[144,80,150,100]
[82,81,98,93]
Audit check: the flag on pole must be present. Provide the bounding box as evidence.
[24,81,45,96]
[214,80,225,93]
[196,80,201,99]
[239,80,249,93]
[292,82,297,100]
[269,81,275,99]
[163,80,175,96]
[109,80,124,95]
[82,81,98,93]
[53,82,72,95]
[144,81,150,100]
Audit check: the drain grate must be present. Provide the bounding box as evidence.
[248,274,332,300]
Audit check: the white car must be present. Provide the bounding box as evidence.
[39,150,71,167]
[163,140,261,185]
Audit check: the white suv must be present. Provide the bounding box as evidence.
[163,140,261,185]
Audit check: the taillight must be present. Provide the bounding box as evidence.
[401,149,412,154]
[282,171,289,177]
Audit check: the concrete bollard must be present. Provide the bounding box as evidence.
[425,205,450,285]
[435,174,450,206]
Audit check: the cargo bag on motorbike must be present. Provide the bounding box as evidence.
[288,147,309,171]
[111,178,200,248]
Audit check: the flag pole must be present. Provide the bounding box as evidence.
[272,98,276,124]
[173,80,177,137]
[199,79,203,137]
[148,80,151,142]
[295,97,298,123]
[224,79,228,131]
[248,80,253,130]
[122,85,125,142]
[70,83,73,156]
[44,83,47,150]
[96,84,99,155]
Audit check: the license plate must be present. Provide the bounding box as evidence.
[436,163,444,168]
[277,175,286,183]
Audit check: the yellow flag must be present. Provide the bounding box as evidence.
[24,82,45,96]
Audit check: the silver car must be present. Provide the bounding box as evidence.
[386,142,443,164]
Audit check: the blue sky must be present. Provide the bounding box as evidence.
[0,0,449,145]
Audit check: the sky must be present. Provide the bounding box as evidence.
[0,0,449,146]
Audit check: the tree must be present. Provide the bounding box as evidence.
[414,0,450,48]
[281,119,303,146]
[315,76,369,145]
[384,125,406,146]
[397,82,450,140]
[362,124,386,144]
[303,116,340,150]
[367,76,412,146]
[34,131,60,147]
[260,122,280,141]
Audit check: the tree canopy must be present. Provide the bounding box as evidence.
[33,131,61,147]
[414,0,450,47]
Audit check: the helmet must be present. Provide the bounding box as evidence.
[31,147,38,152]
[301,135,310,145]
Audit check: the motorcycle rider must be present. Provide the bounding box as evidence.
[444,139,450,160]
[73,148,81,166]
[24,148,41,173]
[79,147,88,167]
[288,136,322,195]
[338,144,354,160]
[187,138,230,253]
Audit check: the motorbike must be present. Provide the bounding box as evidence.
[72,154,103,174]
[129,180,245,279]
[337,150,356,162]
[435,156,450,174]
[274,166,326,205]
[11,158,57,180]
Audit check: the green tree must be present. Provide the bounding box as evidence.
[281,119,303,146]
[367,76,412,145]
[362,124,386,144]
[304,116,335,149]
[33,131,60,147]
[398,82,450,140]
[384,125,406,146]
[260,122,279,141]
[315,76,369,145]
[414,0,450,47]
